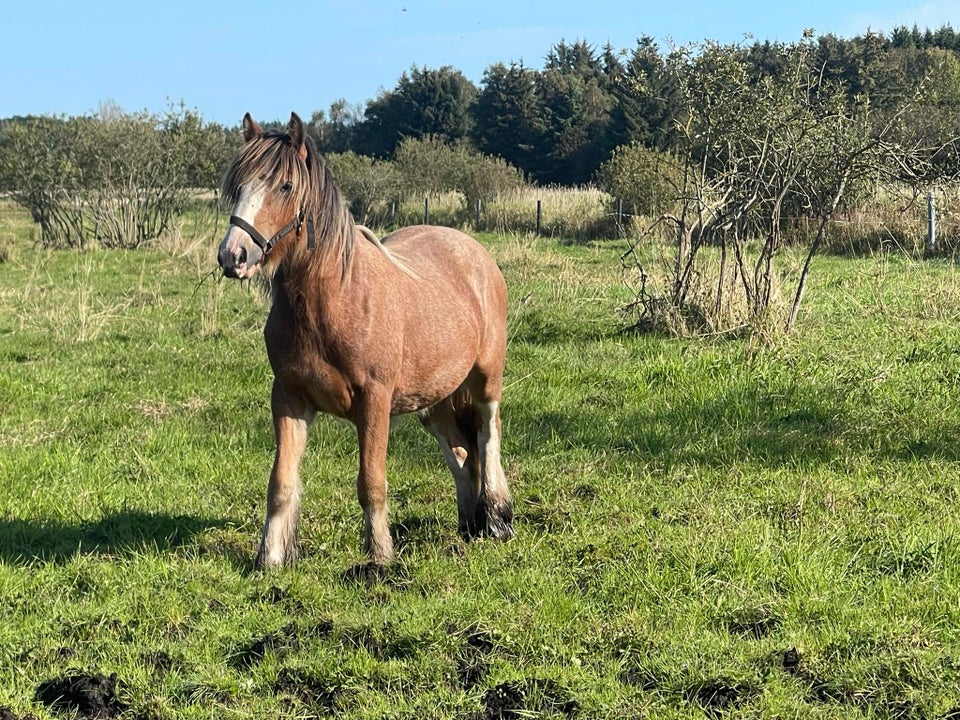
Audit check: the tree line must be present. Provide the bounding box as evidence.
[2,24,959,205]
[308,25,960,185]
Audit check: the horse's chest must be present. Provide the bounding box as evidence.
[265,318,354,417]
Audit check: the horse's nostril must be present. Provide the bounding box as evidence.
[237,246,247,265]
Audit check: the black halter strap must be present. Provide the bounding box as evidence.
[229,211,316,257]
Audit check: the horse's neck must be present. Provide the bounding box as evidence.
[273,239,396,357]
[270,230,370,318]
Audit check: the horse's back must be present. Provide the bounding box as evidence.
[382,225,502,279]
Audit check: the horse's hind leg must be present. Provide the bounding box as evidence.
[421,398,483,537]
[422,389,514,540]
[257,380,314,569]
[473,398,514,540]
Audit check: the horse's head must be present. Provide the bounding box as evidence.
[218,112,312,279]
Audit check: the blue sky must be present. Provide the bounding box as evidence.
[3,0,958,126]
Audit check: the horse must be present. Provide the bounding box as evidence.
[216,112,514,568]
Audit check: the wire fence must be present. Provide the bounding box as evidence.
[3,189,959,255]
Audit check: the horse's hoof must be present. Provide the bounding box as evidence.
[255,544,298,570]
[487,517,515,541]
[482,498,514,541]
[343,562,391,586]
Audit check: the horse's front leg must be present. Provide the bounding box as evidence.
[256,381,314,569]
[354,389,394,565]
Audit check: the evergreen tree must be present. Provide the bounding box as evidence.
[534,40,617,183]
[609,36,681,152]
[471,62,543,174]
[355,66,477,157]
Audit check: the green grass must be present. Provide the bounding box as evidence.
[3,200,960,718]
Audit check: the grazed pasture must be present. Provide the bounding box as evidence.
[3,201,960,718]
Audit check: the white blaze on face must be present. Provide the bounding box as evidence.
[220,179,270,279]
[229,179,269,244]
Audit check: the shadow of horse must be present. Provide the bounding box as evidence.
[0,511,228,565]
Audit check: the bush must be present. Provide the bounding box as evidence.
[393,136,524,212]
[595,143,683,217]
[456,152,526,209]
[0,107,230,249]
[324,151,400,225]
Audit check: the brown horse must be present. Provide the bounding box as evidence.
[217,112,514,568]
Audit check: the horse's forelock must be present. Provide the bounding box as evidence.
[221,131,305,204]
[221,127,355,278]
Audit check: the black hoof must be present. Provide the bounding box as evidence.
[486,515,515,541]
[470,496,515,541]
[342,562,391,586]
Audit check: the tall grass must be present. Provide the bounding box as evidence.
[368,185,621,241]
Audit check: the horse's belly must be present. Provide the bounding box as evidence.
[391,343,477,415]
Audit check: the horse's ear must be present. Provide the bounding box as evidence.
[242,113,261,142]
[287,112,308,160]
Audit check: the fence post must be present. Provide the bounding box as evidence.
[617,198,624,235]
[389,201,395,228]
[926,190,936,256]
[536,199,542,236]
[476,198,482,229]
[424,197,430,225]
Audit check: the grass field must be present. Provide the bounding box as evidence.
[4,199,960,718]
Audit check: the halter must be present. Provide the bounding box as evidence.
[229,210,317,257]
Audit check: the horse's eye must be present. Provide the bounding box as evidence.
[279,182,293,193]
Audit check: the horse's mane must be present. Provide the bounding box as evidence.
[220,128,355,280]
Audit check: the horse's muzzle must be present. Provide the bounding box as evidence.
[218,234,261,279]
[218,245,242,278]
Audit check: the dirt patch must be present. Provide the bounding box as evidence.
[260,585,289,604]
[141,650,178,674]
[479,679,579,719]
[451,624,497,690]
[688,681,752,717]
[253,584,312,613]
[34,673,126,718]
[54,646,77,661]
[341,562,411,590]
[465,626,496,654]
[782,648,938,718]
[338,624,420,661]
[274,667,346,714]
[309,618,335,639]
[782,647,801,675]
[0,706,39,720]
[779,648,854,704]
[228,623,299,669]
[572,483,597,499]
[725,614,781,639]
[619,667,662,691]
[457,655,490,691]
